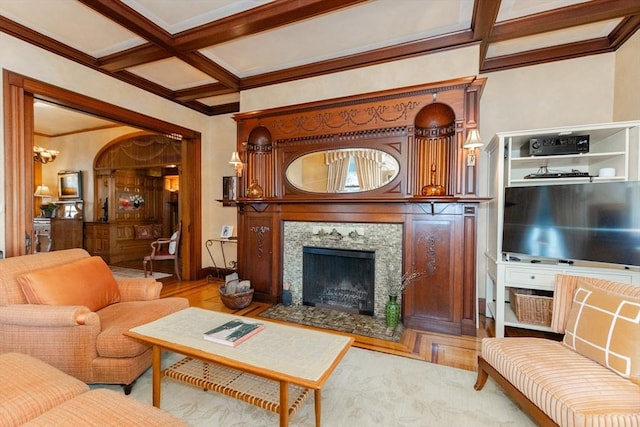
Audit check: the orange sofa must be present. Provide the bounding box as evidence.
[0,249,189,393]
[475,274,640,426]
[0,352,187,426]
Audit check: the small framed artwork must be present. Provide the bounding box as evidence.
[58,170,83,200]
[222,176,237,205]
[221,225,234,239]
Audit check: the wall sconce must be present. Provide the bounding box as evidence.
[33,146,59,164]
[229,151,244,177]
[463,129,483,166]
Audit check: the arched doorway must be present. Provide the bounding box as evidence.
[3,70,202,280]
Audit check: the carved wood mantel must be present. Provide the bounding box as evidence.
[232,76,487,335]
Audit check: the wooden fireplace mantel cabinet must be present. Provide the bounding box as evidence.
[232,77,487,336]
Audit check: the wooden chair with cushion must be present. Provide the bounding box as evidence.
[143,222,181,280]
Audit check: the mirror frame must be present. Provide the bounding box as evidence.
[284,148,400,194]
[279,141,404,198]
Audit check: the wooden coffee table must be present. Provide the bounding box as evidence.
[127,307,353,426]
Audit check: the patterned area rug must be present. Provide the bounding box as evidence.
[109,266,171,279]
[93,348,534,426]
[259,304,403,342]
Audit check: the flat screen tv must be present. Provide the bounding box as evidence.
[502,181,640,267]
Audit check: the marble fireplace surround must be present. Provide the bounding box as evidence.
[282,221,403,317]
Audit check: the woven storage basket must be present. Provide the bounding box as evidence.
[509,287,553,326]
[219,286,254,309]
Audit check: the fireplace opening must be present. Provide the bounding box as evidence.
[302,246,375,315]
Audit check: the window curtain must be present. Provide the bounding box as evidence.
[325,149,384,192]
[352,149,383,191]
[325,150,350,192]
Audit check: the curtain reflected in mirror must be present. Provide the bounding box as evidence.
[286,149,399,193]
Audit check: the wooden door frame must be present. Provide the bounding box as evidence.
[3,70,202,280]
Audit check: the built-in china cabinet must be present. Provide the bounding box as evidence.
[232,76,487,335]
[84,133,181,264]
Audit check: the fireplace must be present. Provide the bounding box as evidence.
[302,246,375,315]
[282,221,403,317]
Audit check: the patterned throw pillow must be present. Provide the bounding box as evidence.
[563,279,640,384]
[134,224,154,240]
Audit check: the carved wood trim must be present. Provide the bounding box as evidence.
[234,76,486,200]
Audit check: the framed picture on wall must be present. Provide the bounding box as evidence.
[58,170,82,200]
[223,176,237,201]
[221,225,234,239]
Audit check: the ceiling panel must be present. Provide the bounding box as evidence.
[496,0,590,22]
[0,0,144,56]
[487,19,621,58]
[121,0,273,34]
[199,0,473,77]
[127,57,218,90]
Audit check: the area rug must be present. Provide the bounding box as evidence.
[109,266,171,279]
[93,348,534,426]
[260,304,403,342]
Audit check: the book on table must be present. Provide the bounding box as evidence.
[203,319,264,347]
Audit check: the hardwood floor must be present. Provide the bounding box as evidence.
[118,259,499,372]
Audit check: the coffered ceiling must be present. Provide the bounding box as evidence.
[2,0,639,121]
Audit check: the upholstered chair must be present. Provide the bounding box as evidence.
[0,249,189,394]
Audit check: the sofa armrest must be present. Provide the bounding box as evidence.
[0,304,99,327]
[115,277,162,301]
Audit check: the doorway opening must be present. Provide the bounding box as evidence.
[3,71,202,279]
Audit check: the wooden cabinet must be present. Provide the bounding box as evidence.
[51,219,83,250]
[403,203,477,335]
[33,218,83,253]
[237,211,277,303]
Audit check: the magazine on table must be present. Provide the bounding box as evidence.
[203,319,264,347]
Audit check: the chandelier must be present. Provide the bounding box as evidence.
[33,146,59,164]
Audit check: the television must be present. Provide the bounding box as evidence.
[502,181,640,267]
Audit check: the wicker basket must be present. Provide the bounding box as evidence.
[509,287,553,326]
[219,286,254,309]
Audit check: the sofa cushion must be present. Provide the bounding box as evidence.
[0,248,90,306]
[18,256,121,312]
[23,388,187,426]
[563,279,640,384]
[482,337,640,427]
[96,298,189,358]
[0,352,89,426]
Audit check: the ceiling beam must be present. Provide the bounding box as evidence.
[174,84,237,103]
[178,52,240,90]
[490,0,640,41]
[241,31,477,90]
[481,38,612,73]
[472,0,502,71]
[78,0,174,48]
[173,0,368,51]
[96,0,367,72]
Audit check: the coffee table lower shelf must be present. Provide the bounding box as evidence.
[163,357,311,418]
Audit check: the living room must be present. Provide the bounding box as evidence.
[1,2,639,426]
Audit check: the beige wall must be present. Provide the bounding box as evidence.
[614,30,640,121]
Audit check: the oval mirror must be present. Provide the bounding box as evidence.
[286,148,399,193]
